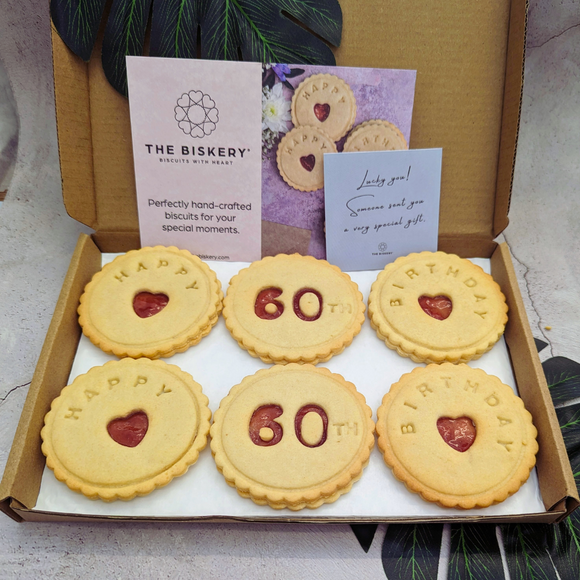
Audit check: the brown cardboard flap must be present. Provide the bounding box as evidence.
[52,1,526,244]
[494,0,528,236]
[92,230,141,253]
[0,235,101,513]
[51,25,97,230]
[438,236,498,259]
[8,507,569,525]
[336,0,516,242]
[491,244,579,515]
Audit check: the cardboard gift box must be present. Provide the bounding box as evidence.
[1,0,578,523]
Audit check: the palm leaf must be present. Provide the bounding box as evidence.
[544,356,580,405]
[51,0,342,96]
[50,0,108,61]
[556,402,580,456]
[549,516,580,580]
[381,523,442,580]
[102,0,153,96]
[501,523,556,580]
[448,524,504,580]
[150,0,203,59]
[502,518,580,580]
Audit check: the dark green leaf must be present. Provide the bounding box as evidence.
[544,357,580,405]
[51,0,108,61]
[501,523,557,580]
[448,524,504,580]
[53,0,342,96]
[222,0,338,65]
[350,524,378,553]
[534,338,549,353]
[381,523,442,580]
[547,518,580,580]
[150,0,203,59]
[102,0,153,95]
[556,402,580,456]
[570,446,580,494]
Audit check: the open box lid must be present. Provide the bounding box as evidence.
[51,0,526,256]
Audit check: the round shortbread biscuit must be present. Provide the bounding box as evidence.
[210,364,375,510]
[223,254,365,364]
[376,364,538,509]
[291,73,357,141]
[343,120,408,152]
[78,246,223,359]
[41,358,211,502]
[276,126,337,191]
[368,252,508,364]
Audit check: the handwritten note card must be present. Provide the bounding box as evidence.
[324,149,442,271]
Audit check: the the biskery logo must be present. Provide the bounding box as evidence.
[174,90,219,138]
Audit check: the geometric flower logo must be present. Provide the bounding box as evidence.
[174,90,219,139]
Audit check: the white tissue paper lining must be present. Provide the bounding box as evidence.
[34,256,545,519]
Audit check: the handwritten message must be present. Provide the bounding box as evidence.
[324,149,442,271]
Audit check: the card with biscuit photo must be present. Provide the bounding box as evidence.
[262,64,416,259]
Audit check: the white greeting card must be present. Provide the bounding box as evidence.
[324,148,442,270]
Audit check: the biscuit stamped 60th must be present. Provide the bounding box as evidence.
[223,254,366,364]
[210,364,375,510]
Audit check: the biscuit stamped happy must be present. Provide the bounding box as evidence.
[78,246,223,359]
[41,358,212,502]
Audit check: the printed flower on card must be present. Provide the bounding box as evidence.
[262,82,291,134]
[261,63,305,160]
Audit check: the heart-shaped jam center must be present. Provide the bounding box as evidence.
[133,292,169,318]
[314,103,330,122]
[300,154,316,172]
[437,417,476,452]
[107,411,149,448]
[418,295,453,320]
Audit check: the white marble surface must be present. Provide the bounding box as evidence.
[0,0,579,576]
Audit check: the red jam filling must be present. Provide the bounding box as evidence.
[437,416,476,452]
[255,287,284,320]
[314,103,330,122]
[294,404,328,448]
[249,405,283,446]
[133,292,169,318]
[107,411,149,448]
[300,154,316,172]
[418,295,453,320]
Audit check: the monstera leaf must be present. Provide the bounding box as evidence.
[51,0,342,96]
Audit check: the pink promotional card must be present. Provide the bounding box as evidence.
[127,58,416,261]
[127,57,263,261]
